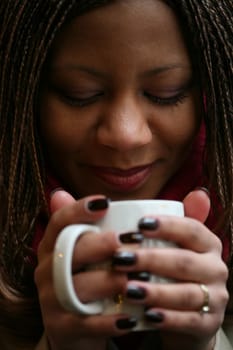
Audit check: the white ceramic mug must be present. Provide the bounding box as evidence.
[53,200,184,331]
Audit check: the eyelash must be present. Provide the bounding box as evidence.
[61,93,103,107]
[59,89,189,108]
[144,91,188,107]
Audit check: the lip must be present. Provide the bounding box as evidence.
[90,163,154,192]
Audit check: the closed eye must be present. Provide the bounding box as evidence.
[144,91,188,107]
[60,91,104,107]
[50,84,104,107]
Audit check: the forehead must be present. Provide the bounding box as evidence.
[50,0,190,69]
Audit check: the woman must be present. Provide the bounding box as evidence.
[0,0,232,349]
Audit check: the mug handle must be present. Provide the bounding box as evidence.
[53,224,103,315]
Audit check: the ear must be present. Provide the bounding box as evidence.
[183,188,210,223]
[50,190,76,213]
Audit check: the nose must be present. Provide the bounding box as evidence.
[96,95,152,151]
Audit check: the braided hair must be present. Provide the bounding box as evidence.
[0,0,232,345]
[165,0,233,281]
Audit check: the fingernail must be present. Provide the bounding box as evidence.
[116,317,137,330]
[128,271,151,282]
[138,217,159,230]
[144,310,164,323]
[50,187,64,197]
[86,198,110,211]
[195,186,210,197]
[112,251,137,266]
[119,232,144,244]
[126,285,146,299]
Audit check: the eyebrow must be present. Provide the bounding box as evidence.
[51,65,108,79]
[51,63,191,78]
[141,64,191,78]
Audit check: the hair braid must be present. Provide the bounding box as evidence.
[173,0,233,295]
[168,0,233,242]
[0,0,80,343]
[0,0,232,344]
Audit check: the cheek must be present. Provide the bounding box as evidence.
[154,97,202,149]
[39,96,86,152]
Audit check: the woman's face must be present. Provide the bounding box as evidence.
[40,0,202,200]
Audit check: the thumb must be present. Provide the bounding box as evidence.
[50,189,76,213]
[183,188,210,223]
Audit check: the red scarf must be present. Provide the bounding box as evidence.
[32,123,229,261]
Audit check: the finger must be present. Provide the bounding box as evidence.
[124,281,226,313]
[183,189,210,223]
[73,270,126,303]
[72,230,121,267]
[144,308,220,338]
[138,215,222,253]
[55,313,139,338]
[50,190,76,213]
[113,248,228,282]
[39,195,109,254]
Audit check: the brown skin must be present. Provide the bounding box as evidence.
[35,1,228,350]
[40,0,202,200]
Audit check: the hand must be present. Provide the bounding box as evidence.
[113,189,229,350]
[35,191,136,350]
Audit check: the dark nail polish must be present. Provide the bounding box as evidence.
[50,187,64,198]
[145,310,164,323]
[87,198,110,211]
[127,285,146,299]
[138,217,159,230]
[116,317,137,330]
[195,186,210,197]
[144,305,151,312]
[128,271,151,282]
[112,251,137,266]
[119,232,144,244]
